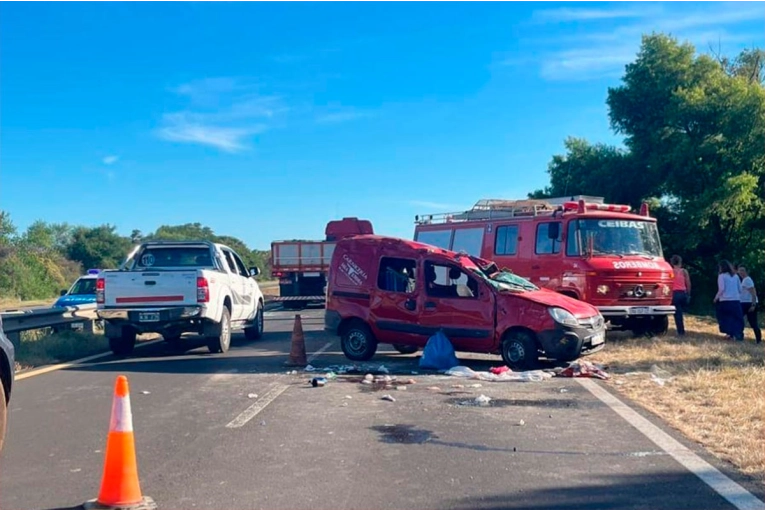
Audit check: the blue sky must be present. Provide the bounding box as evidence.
[1,2,763,250]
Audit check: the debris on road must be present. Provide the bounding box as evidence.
[381,394,396,402]
[419,330,460,370]
[140,391,151,395]
[557,360,610,380]
[304,364,316,372]
[475,395,491,406]
[650,365,674,386]
[311,377,327,387]
[445,365,553,382]
[247,393,258,399]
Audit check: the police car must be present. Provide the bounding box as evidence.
[54,269,101,308]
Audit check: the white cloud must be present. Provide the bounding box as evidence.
[532,7,651,23]
[102,155,119,165]
[156,78,285,152]
[525,3,765,81]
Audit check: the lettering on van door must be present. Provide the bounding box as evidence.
[340,254,368,285]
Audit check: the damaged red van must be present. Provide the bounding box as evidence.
[324,235,607,369]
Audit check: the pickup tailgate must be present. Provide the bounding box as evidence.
[102,270,199,307]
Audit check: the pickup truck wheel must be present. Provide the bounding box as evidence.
[501,331,539,371]
[109,329,136,357]
[207,307,231,354]
[0,377,6,453]
[341,322,377,361]
[244,303,264,341]
[393,344,418,355]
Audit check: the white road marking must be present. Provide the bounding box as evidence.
[15,339,164,381]
[226,384,289,429]
[307,341,333,363]
[578,378,765,510]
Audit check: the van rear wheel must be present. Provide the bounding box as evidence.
[341,322,377,361]
[501,330,539,371]
[393,344,418,355]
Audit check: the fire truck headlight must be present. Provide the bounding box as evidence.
[596,285,609,295]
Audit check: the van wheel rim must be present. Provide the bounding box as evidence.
[347,330,367,354]
[508,342,524,362]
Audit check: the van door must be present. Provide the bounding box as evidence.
[418,260,495,352]
[230,249,258,321]
[369,256,425,346]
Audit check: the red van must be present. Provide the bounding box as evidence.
[324,235,607,369]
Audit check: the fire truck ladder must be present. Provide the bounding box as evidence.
[416,199,558,224]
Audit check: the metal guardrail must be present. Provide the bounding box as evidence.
[1,304,100,347]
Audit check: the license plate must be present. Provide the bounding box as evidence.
[591,332,605,346]
[139,312,160,322]
[630,307,649,315]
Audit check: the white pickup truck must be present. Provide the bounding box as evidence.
[96,240,265,355]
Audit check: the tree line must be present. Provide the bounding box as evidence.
[530,33,765,311]
[0,213,272,301]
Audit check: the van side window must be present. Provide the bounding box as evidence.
[424,261,478,299]
[536,222,562,255]
[566,221,580,256]
[377,257,416,293]
[494,225,519,255]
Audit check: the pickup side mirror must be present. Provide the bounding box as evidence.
[60,289,68,296]
[249,267,261,277]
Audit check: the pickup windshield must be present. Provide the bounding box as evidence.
[128,246,215,269]
[572,219,663,258]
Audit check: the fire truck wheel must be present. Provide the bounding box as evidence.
[393,344,418,355]
[341,321,378,361]
[501,330,539,371]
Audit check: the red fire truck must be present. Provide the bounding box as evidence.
[413,196,675,336]
[270,218,374,309]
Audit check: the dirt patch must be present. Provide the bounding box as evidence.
[370,424,437,444]
[589,315,765,481]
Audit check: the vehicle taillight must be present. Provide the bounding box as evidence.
[197,276,210,303]
[96,278,105,304]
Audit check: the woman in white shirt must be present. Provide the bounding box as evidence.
[737,265,761,343]
[714,260,744,341]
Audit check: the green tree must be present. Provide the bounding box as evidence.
[66,225,132,270]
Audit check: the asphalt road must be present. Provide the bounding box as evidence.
[1,306,763,510]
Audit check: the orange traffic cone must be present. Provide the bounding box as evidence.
[285,314,308,367]
[84,375,156,510]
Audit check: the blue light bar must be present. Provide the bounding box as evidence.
[87,269,101,275]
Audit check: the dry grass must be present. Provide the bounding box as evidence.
[588,315,765,482]
[0,297,55,310]
[15,327,110,370]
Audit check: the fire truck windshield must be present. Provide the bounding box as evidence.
[573,219,663,258]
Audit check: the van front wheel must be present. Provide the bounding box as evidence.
[393,344,418,355]
[501,330,539,371]
[341,322,378,361]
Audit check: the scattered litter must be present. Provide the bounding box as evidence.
[378,365,390,374]
[427,386,441,391]
[344,395,353,399]
[468,383,482,388]
[361,379,372,385]
[490,366,510,375]
[311,377,327,387]
[247,393,258,399]
[475,394,491,406]
[70,468,82,473]
[518,419,525,426]
[304,364,316,372]
[446,365,553,382]
[650,365,674,386]
[411,371,419,375]
[558,360,610,380]
[406,378,417,384]
[364,373,374,382]
[286,370,298,375]
[396,386,407,391]
[381,394,396,402]
[419,330,460,370]
[559,388,569,393]
[452,384,465,389]
[260,421,266,426]
[325,372,337,380]
[140,391,150,395]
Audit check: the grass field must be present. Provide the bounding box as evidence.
[589,315,764,482]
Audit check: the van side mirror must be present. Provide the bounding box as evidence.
[249,267,261,277]
[548,222,560,240]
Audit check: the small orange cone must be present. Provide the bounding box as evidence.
[285,314,308,367]
[84,375,156,510]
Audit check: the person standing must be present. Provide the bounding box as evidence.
[714,260,744,341]
[737,265,761,344]
[670,255,691,336]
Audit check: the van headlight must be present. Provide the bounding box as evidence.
[549,307,578,326]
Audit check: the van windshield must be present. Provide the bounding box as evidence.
[468,267,539,293]
[572,219,663,258]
